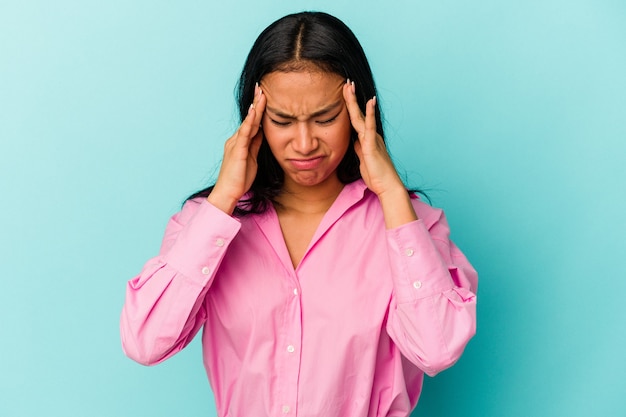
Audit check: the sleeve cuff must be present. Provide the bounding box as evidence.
[164,200,241,286]
[386,219,456,303]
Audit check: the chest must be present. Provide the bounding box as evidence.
[276,211,325,269]
[205,211,394,339]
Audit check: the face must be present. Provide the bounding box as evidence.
[259,70,352,193]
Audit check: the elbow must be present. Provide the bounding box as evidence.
[428,309,477,376]
[121,338,158,367]
[120,322,186,366]
[420,356,457,378]
[122,346,156,367]
[120,313,166,366]
[392,298,477,376]
[423,321,476,376]
[120,327,160,366]
[121,332,176,366]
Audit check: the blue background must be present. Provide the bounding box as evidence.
[1,1,625,416]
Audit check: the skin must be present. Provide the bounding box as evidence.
[207,68,418,266]
[260,70,352,210]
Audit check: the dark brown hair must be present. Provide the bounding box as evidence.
[187,11,384,215]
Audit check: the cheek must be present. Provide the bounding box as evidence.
[332,117,353,151]
[261,127,295,159]
[260,122,282,147]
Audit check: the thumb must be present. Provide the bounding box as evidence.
[249,132,263,161]
[353,140,364,161]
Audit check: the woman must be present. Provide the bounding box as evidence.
[121,11,477,417]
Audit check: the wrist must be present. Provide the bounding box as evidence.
[207,189,238,215]
[378,187,418,229]
[376,180,409,201]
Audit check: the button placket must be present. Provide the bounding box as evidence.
[280,277,302,417]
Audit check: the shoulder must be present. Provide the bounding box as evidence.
[358,187,444,230]
[177,197,258,226]
[410,196,444,230]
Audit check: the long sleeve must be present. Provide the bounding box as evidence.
[119,180,477,416]
[120,199,241,365]
[385,205,478,377]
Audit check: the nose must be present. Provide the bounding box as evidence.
[291,122,318,155]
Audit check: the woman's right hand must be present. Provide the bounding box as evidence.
[207,84,266,214]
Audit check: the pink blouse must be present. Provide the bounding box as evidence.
[121,179,477,417]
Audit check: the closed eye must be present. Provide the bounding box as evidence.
[269,118,291,126]
[317,114,339,126]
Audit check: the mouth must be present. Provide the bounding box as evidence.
[288,156,324,170]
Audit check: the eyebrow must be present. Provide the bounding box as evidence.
[266,100,342,120]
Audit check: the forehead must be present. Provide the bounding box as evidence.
[260,70,344,115]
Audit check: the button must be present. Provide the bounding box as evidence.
[413,280,422,289]
[201,266,210,275]
[405,248,414,257]
[287,345,295,353]
[293,288,298,296]
[215,238,225,247]
[282,405,291,414]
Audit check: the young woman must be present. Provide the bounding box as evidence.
[121,11,477,417]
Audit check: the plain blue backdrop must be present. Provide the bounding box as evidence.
[1,1,625,416]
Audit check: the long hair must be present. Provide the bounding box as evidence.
[187,12,385,215]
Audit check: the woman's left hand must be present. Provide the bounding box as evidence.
[343,80,406,197]
[343,80,418,228]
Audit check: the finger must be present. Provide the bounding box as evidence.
[353,138,363,161]
[236,89,266,148]
[342,80,366,133]
[249,132,263,160]
[242,85,266,139]
[236,104,257,146]
[252,86,266,128]
[364,96,377,141]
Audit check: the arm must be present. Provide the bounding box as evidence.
[121,86,265,365]
[385,206,477,376]
[343,81,477,375]
[120,200,241,365]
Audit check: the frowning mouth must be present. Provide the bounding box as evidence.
[288,156,324,170]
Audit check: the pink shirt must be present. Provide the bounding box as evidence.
[121,179,477,417]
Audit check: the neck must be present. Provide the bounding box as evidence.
[275,177,344,215]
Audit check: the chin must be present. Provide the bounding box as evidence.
[294,176,324,187]
[289,172,329,187]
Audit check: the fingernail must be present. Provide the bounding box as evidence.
[248,103,254,113]
[351,81,355,94]
[372,96,377,105]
